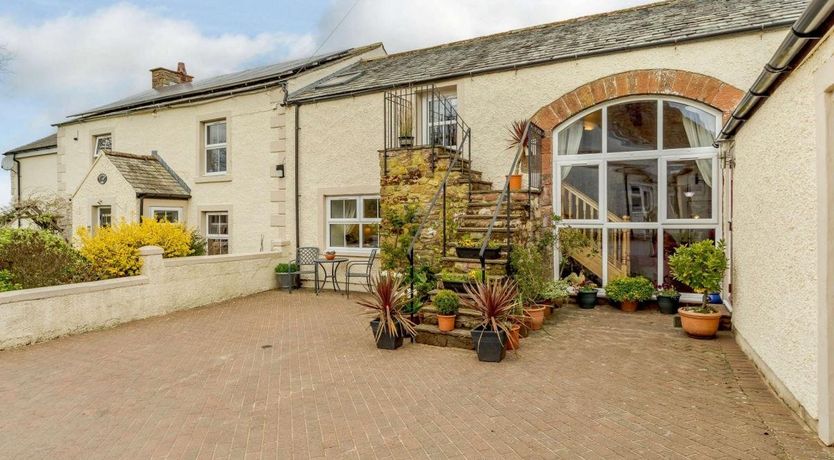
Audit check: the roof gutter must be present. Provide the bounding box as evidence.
[717,0,834,142]
[289,19,797,104]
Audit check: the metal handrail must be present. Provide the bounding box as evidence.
[477,121,533,282]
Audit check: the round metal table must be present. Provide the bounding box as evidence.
[314,257,349,295]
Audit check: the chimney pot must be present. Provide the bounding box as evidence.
[151,62,193,89]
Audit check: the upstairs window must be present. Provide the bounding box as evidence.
[204,121,227,175]
[93,134,112,158]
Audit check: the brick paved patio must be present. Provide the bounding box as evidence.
[0,290,831,459]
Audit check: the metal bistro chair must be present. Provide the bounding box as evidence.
[345,249,377,298]
[295,247,321,291]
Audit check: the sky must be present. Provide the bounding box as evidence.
[0,0,656,206]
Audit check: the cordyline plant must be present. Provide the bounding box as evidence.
[357,274,417,343]
[506,119,530,175]
[464,278,519,340]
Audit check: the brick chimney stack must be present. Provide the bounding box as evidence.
[150,62,194,89]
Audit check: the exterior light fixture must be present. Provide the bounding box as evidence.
[275,164,285,178]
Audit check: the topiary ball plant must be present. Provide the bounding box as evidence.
[433,289,460,315]
[604,276,655,302]
[668,240,728,312]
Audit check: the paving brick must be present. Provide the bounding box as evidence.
[0,290,830,459]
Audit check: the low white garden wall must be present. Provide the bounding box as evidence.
[0,246,283,349]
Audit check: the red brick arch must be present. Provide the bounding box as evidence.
[532,69,744,211]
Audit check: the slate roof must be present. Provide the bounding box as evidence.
[67,43,382,122]
[105,152,190,198]
[3,133,57,155]
[290,0,808,102]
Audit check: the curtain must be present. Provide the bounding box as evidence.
[681,112,714,188]
[558,121,584,179]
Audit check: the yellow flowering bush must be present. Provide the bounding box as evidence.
[77,219,192,279]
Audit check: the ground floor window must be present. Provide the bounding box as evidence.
[96,206,111,229]
[326,195,380,251]
[150,207,181,223]
[205,212,229,255]
[555,97,721,292]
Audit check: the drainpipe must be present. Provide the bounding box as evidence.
[13,153,21,228]
[294,104,301,249]
[138,196,144,223]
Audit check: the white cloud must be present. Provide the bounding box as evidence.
[316,0,657,54]
[0,2,315,120]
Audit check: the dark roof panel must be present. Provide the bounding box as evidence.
[290,0,808,102]
[105,152,190,198]
[3,133,58,155]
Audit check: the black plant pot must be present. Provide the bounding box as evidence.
[439,280,470,293]
[576,291,598,309]
[455,247,500,260]
[398,136,414,148]
[657,295,681,314]
[470,326,507,362]
[370,319,404,350]
[277,273,300,290]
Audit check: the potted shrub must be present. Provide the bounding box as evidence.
[465,278,518,362]
[605,276,655,312]
[433,289,460,332]
[505,119,529,191]
[398,111,414,148]
[542,279,570,307]
[274,262,299,290]
[510,243,550,330]
[668,240,729,338]
[455,236,501,260]
[656,283,680,315]
[357,274,418,349]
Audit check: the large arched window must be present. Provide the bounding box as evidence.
[554,96,720,293]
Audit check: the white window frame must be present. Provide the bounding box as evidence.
[325,195,381,253]
[204,120,227,176]
[150,207,182,223]
[205,212,229,255]
[93,134,112,158]
[553,96,722,298]
[96,206,112,229]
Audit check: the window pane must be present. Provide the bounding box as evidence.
[207,238,228,255]
[95,136,112,156]
[557,110,601,155]
[329,224,346,247]
[662,102,716,149]
[330,199,357,219]
[362,224,380,248]
[208,214,228,235]
[206,123,226,145]
[607,160,658,222]
[557,227,603,286]
[560,164,599,220]
[430,123,457,147]
[98,207,111,228]
[344,224,360,247]
[608,228,658,283]
[206,148,227,173]
[666,160,713,219]
[154,210,179,223]
[662,229,716,293]
[607,101,657,152]
[363,198,380,219]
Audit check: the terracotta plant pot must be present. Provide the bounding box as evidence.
[506,324,521,350]
[437,314,456,332]
[526,305,547,330]
[620,300,638,312]
[678,307,722,338]
[324,252,336,260]
[508,174,523,191]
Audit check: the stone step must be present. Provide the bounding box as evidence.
[421,306,484,331]
[458,226,514,235]
[441,256,508,265]
[453,179,493,191]
[464,207,528,218]
[458,216,526,228]
[414,324,474,350]
[469,190,539,203]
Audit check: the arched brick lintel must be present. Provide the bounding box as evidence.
[532,69,743,210]
[531,69,744,134]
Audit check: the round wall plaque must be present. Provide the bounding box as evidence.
[97,173,108,185]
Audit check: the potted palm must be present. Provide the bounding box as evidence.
[433,289,460,332]
[357,274,418,349]
[668,240,728,338]
[465,278,518,362]
[505,119,529,191]
[605,276,655,312]
[656,283,681,314]
[274,263,300,290]
[398,111,414,148]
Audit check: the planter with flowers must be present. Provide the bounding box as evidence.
[357,274,418,349]
[455,236,502,260]
[604,276,655,312]
[668,240,728,338]
[656,283,681,314]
